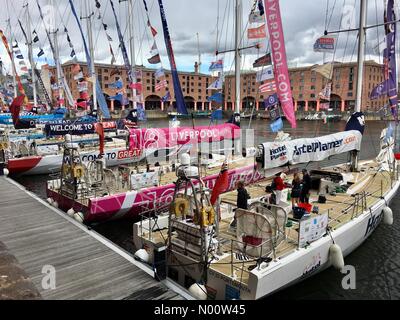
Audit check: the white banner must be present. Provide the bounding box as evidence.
[299,213,329,248]
[262,130,362,169]
[256,66,274,82]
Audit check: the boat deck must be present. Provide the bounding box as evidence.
[0,176,183,300]
[214,161,394,287]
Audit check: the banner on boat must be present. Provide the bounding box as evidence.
[264,0,296,128]
[261,130,362,169]
[129,124,240,150]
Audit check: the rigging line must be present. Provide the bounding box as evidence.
[325,0,330,30]
[217,0,230,52]
[327,0,338,31]
[375,0,382,63]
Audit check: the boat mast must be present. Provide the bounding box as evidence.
[6,17,17,98]
[51,0,64,108]
[234,0,242,115]
[128,0,137,110]
[25,3,38,109]
[351,0,367,171]
[84,0,97,116]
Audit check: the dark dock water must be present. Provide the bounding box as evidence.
[13,119,400,300]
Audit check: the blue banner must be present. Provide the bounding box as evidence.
[385,0,398,119]
[208,92,223,103]
[158,0,188,115]
[270,117,283,133]
[264,93,278,109]
[69,0,110,119]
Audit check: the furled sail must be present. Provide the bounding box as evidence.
[36,0,74,108]
[157,0,188,115]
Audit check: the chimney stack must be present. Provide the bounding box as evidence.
[194,61,199,74]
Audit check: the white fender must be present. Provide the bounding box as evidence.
[329,243,344,270]
[46,198,53,204]
[67,208,75,217]
[134,249,149,263]
[3,168,9,175]
[383,207,393,225]
[188,283,208,300]
[73,212,84,223]
[52,201,58,208]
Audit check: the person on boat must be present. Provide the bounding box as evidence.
[230,181,250,229]
[264,185,276,205]
[272,172,286,204]
[291,173,302,207]
[300,169,312,204]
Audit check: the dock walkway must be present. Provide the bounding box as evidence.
[0,176,183,300]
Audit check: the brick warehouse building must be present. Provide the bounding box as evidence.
[224,60,387,113]
[42,60,386,113]
[44,61,217,112]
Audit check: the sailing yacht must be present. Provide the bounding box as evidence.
[132,0,399,300]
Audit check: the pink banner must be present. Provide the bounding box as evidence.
[264,0,296,128]
[129,123,240,150]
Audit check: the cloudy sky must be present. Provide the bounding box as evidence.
[0,0,397,76]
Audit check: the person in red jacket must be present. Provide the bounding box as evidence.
[272,172,286,204]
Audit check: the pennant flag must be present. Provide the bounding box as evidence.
[16,54,24,60]
[207,92,223,103]
[264,93,278,109]
[150,25,158,37]
[248,24,267,39]
[103,23,108,30]
[33,35,39,43]
[319,102,330,110]
[76,100,87,108]
[370,80,389,100]
[209,59,224,71]
[267,104,281,121]
[210,162,229,206]
[253,53,272,68]
[259,81,276,93]
[312,63,334,79]
[106,33,113,42]
[95,0,101,9]
[211,108,223,121]
[155,68,165,79]
[256,66,274,82]
[110,79,124,89]
[313,35,337,53]
[70,49,76,57]
[137,103,147,121]
[207,77,223,90]
[161,91,171,102]
[148,54,161,64]
[129,82,143,91]
[20,66,28,72]
[156,79,168,91]
[258,0,265,16]
[249,11,265,23]
[37,48,44,57]
[319,82,332,100]
[270,117,283,133]
[12,42,18,49]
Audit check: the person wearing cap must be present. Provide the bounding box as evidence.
[301,169,312,203]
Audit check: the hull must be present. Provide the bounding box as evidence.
[205,179,400,300]
[47,163,265,223]
[7,146,144,176]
